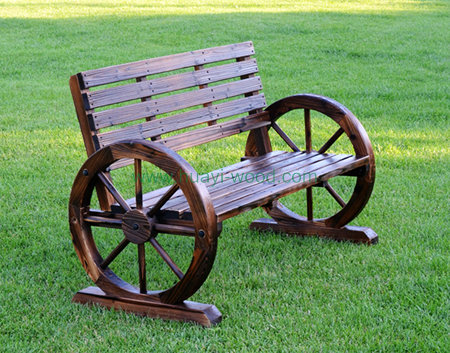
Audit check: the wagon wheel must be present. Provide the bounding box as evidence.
[69,140,219,305]
[247,94,375,229]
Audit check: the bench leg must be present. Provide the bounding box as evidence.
[250,218,378,245]
[73,286,222,327]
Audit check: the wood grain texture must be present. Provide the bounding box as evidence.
[73,286,222,327]
[79,41,255,88]
[97,94,266,149]
[249,218,378,244]
[69,42,377,327]
[262,94,376,228]
[91,76,263,129]
[84,59,259,109]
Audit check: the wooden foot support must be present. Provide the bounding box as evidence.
[250,218,378,244]
[72,286,222,327]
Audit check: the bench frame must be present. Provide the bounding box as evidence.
[68,42,377,326]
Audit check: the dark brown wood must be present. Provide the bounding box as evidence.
[306,187,313,221]
[162,111,271,151]
[318,127,344,154]
[138,243,147,293]
[100,238,130,269]
[98,94,266,151]
[271,122,300,152]
[73,286,222,327]
[304,108,312,152]
[69,42,377,327]
[69,75,115,210]
[97,172,130,212]
[79,41,255,88]
[249,218,377,244]
[92,77,263,129]
[324,181,346,208]
[304,108,313,220]
[264,94,376,228]
[134,159,143,209]
[148,184,179,217]
[149,238,184,280]
[86,59,259,109]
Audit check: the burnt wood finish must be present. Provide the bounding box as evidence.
[69,42,377,326]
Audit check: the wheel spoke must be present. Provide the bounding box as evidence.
[271,122,300,152]
[98,172,131,212]
[84,213,122,228]
[306,187,313,220]
[153,223,196,237]
[134,159,143,209]
[138,243,147,293]
[324,181,347,208]
[318,127,345,154]
[149,238,184,279]
[148,184,179,217]
[304,108,312,152]
[100,238,130,269]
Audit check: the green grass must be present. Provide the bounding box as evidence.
[0,0,449,352]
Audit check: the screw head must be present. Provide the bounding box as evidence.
[82,169,89,176]
[198,230,205,238]
[133,223,139,230]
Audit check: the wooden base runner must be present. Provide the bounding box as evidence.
[250,218,378,244]
[72,286,222,327]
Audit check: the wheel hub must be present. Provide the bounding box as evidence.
[121,209,155,244]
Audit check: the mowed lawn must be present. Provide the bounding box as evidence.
[0,1,448,352]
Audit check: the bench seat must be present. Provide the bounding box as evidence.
[113,150,368,222]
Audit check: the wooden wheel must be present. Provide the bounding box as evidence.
[69,140,219,305]
[247,94,375,229]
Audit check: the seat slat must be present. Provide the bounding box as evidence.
[212,154,352,216]
[111,151,288,212]
[84,59,259,109]
[97,94,266,147]
[162,152,319,212]
[92,76,263,129]
[110,152,369,223]
[80,41,255,88]
[151,151,304,212]
[215,155,370,221]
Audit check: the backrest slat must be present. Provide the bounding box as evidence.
[96,94,266,147]
[70,42,270,170]
[84,59,258,109]
[108,111,271,170]
[79,42,255,88]
[91,76,263,129]
[162,111,271,151]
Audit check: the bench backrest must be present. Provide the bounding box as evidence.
[70,41,269,170]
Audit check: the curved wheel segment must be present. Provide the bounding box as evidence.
[69,140,220,304]
[247,94,376,232]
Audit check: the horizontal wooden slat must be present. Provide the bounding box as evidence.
[161,111,271,151]
[97,94,266,147]
[92,76,263,129]
[111,151,288,211]
[80,42,255,88]
[212,154,352,216]
[161,152,321,213]
[108,110,269,171]
[84,59,259,109]
[116,152,368,222]
[216,156,370,221]
[134,151,294,211]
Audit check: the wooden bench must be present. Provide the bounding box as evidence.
[68,41,377,326]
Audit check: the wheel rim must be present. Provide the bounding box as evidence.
[254,94,375,228]
[69,141,218,304]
